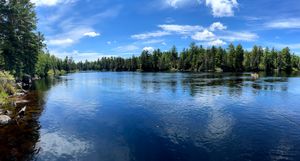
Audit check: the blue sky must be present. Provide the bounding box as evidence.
[32,0,300,61]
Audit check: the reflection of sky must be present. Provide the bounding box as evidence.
[37,130,91,160]
[194,92,234,141]
[35,72,300,160]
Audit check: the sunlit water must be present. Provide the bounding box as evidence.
[1,72,300,161]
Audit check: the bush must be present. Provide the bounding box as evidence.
[0,71,16,104]
[3,83,16,95]
[47,69,55,76]
[0,86,8,103]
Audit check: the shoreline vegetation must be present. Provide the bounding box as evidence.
[1,1,300,105]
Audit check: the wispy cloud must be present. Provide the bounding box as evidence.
[164,0,201,8]
[115,45,139,52]
[31,0,75,7]
[141,39,166,45]
[265,18,300,29]
[83,32,101,37]
[47,26,97,47]
[220,31,258,41]
[50,50,117,62]
[43,6,121,49]
[270,43,300,50]
[158,24,203,35]
[131,31,171,40]
[47,38,74,46]
[132,22,257,47]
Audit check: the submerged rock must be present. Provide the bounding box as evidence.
[0,115,11,125]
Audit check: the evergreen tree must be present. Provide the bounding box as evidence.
[0,0,42,77]
[235,44,244,72]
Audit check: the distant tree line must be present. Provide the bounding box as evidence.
[77,43,300,73]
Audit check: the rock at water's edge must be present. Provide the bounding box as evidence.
[0,115,12,125]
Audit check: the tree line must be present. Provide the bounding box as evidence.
[77,43,300,73]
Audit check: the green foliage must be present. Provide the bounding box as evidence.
[3,83,16,95]
[74,43,300,73]
[0,0,44,77]
[0,71,16,103]
[35,52,72,77]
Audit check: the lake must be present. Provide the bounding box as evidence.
[1,72,300,161]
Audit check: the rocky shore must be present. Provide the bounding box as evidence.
[0,71,30,125]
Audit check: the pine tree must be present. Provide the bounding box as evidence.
[235,44,244,72]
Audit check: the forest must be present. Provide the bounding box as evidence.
[76,44,300,73]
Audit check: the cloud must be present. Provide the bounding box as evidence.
[132,24,203,40]
[131,22,258,48]
[164,0,201,8]
[205,0,238,17]
[50,50,117,62]
[31,0,75,6]
[265,18,300,29]
[43,6,121,48]
[115,45,139,52]
[207,39,227,46]
[47,38,74,46]
[158,24,203,35]
[162,0,201,9]
[47,26,96,47]
[143,47,155,52]
[209,22,227,31]
[131,31,171,40]
[270,43,300,50]
[191,29,215,41]
[83,32,101,37]
[220,31,258,41]
[165,17,175,23]
[142,39,166,45]
[163,0,238,17]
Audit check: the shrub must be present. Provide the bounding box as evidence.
[3,83,16,95]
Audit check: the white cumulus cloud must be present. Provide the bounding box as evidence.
[191,29,215,41]
[207,39,227,46]
[209,22,227,31]
[205,0,238,17]
[143,47,155,53]
[163,0,238,17]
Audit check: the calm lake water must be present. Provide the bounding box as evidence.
[1,72,300,161]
